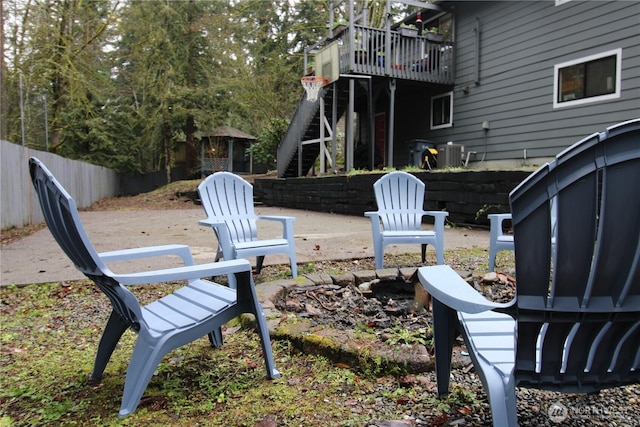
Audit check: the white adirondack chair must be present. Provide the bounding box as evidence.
[418,119,640,426]
[365,171,448,269]
[29,158,280,417]
[487,213,514,272]
[489,201,557,272]
[198,172,297,280]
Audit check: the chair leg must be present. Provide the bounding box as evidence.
[480,364,519,426]
[421,244,427,263]
[235,271,281,380]
[255,256,265,274]
[432,299,459,397]
[91,310,130,380]
[435,243,445,265]
[374,242,385,269]
[207,327,224,348]
[488,247,497,272]
[118,334,171,417]
[253,305,281,380]
[288,252,298,278]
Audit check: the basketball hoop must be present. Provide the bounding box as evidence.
[301,76,328,102]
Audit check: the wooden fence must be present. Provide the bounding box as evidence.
[1,140,119,229]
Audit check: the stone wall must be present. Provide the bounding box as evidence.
[253,170,532,227]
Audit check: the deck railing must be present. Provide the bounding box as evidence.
[331,25,454,84]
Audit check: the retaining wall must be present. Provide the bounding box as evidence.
[253,170,532,227]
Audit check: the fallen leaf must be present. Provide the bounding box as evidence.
[457,406,472,415]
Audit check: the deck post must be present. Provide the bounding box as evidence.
[347,79,355,171]
[388,79,396,168]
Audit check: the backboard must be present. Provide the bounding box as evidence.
[315,41,340,84]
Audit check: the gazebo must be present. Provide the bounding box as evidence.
[200,126,257,175]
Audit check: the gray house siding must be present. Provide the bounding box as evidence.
[427,1,639,166]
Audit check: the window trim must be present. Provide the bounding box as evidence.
[553,48,622,109]
[430,91,453,129]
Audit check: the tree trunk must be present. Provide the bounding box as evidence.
[163,113,172,183]
[183,115,197,177]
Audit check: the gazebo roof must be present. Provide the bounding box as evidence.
[202,126,256,141]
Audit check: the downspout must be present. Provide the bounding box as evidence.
[474,17,480,85]
[476,17,486,162]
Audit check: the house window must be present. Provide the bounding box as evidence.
[431,92,453,129]
[553,49,621,108]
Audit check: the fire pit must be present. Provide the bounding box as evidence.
[270,269,439,374]
[275,273,430,331]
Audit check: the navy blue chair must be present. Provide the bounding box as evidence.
[419,119,640,425]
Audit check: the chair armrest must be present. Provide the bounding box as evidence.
[488,213,512,237]
[424,210,449,219]
[423,211,449,237]
[198,218,235,259]
[256,215,295,240]
[364,212,382,238]
[256,215,294,223]
[488,213,512,222]
[111,258,252,286]
[198,218,227,229]
[418,265,512,314]
[99,244,195,266]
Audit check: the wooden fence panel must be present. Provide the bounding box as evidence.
[1,140,119,229]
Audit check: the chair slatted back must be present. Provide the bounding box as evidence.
[373,171,425,231]
[509,120,640,391]
[29,157,142,329]
[198,172,258,243]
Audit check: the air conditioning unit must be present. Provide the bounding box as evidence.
[437,144,462,168]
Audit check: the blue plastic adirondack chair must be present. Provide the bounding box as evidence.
[488,202,558,272]
[487,213,514,272]
[29,158,280,417]
[198,172,297,281]
[418,119,640,426]
[365,171,448,269]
